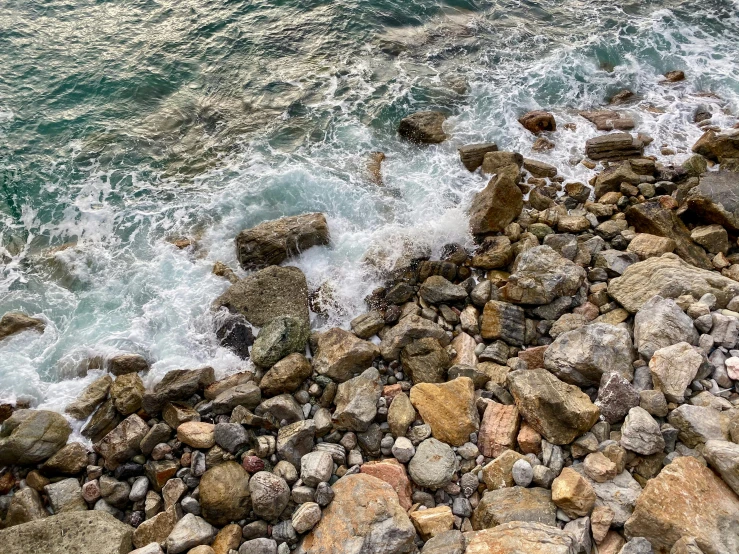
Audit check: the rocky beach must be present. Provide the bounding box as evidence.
[2,68,739,554]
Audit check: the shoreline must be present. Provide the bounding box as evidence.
[2,71,739,553]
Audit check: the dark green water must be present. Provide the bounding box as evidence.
[1,0,738,409]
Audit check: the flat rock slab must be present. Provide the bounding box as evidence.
[0,511,133,554]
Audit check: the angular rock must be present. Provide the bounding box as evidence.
[235,213,330,270]
[312,328,379,382]
[608,254,739,312]
[692,129,739,162]
[704,439,739,497]
[459,143,499,171]
[580,110,635,131]
[94,414,149,470]
[410,377,479,447]
[649,342,702,402]
[211,382,261,415]
[594,163,641,198]
[471,487,556,530]
[481,300,525,345]
[142,367,215,414]
[251,316,309,368]
[508,369,600,445]
[624,456,739,554]
[469,164,523,235]
[685,172,739,232]
[0,409,71,465]
[259,353,312,396]
[544,323,634,387]
[419,275,467,305]
[466,521,577,554]
[627,234,676,260]
[109,353,149,376]
[586,133,644,161]
[634,296,698,360]
[400,338,451,384]
[552,467,596,518]
[481,151,524,175]
[571,467,641,527]
[478,401,520,458]
[350,311,384,339]
[379,314,450,361]
[360,458,413,510]
[276,420,315,468]
[66,375,113,420]
[482,449,526,491]
[691,225,729,254]
[596,372,640,425]
[668,404,729,448]
[45,478,86,513]
[110,373,145,416]
[621,407,665,455]
[410,506,453,541]
[398,111,448,144]
[519,111,556,134]
[41,442,89,475]
[503,246,586,305]
[332,368,382,432]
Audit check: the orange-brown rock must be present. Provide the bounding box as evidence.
[211,524,242,554]
[360,458,413,510]
[410,377,479,447]
[409,506,454,540]
[482,450,526,491]
[551,467,596,518]
[517,422,542,455]
[176,421,215,449]
[478,402,520,458]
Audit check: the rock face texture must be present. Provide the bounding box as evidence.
[398,111,448,144]
[298,473,416,554]
[0,409,71,465]
[235,213,330,270]
[469,164,523,235]
[503,246,586,305]
[624,456,739,554]
[466,521,577,554]
[0,511,133,554]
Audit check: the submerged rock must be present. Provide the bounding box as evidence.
[459,143,498,171]
[398,111,448,144]
[0,312,45,342]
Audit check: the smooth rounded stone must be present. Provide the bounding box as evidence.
[292,502,322,534]
[391,437,415,463]
[544,323,634,387]
[187,547,215,554]
[332,368,383,432]
[259,353,312,396]
[387,393,416,438]
[109,353,149,376]
[199,462,251,526]
[649,342,703,402]
[512,459,533,487]
[99,475,131,509]
[297,473,415,554]
[248,471,289,521]
[300,451,334,488]
[165,513,217,554]
[251,316,309,368]
[0,510,134,554]
[620,407,665,455]
[239,538,277,554]
[350,310,385,340]
[129,544,165,554]
[0,409,72,465]
[177,422,215,449]
[408,438,457,489]
[596,372,640,425]
[110,373,145,415]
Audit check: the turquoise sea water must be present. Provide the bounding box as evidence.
[1,0,739,410]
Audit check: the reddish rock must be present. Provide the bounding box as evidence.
[517,346,547,369]
[478,402,520,458]
[517,422,542,455]
[242,456,265,474]
[360,459,413,510]
[519,111,557,134]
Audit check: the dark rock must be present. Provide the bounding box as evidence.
[459,143,499,171]
[142,367,215,414]
[109,353,149,376]
[685,171,739,231]
[215,314,254,359]
[398,111,448,144]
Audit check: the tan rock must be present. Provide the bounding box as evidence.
[109,373,145,416]
[259,353,312,396]
[210,524,242,554]
[387,393,416,438]
[469,164,523,235]
[670,537,706,554]
[591,505,614,543]
[312,328,379,382]
[360,459,413,511]
[482,449,526,491]
[94,414,148,470]
[65,375,112,420]
[203,372,254,400]
[199,462,251,526]
[162,402,200,429]
[478,402,520,458]
[624,456,739,554]
[598,531,626,554]
[477,362,510,388]
[551,467,596,518]
[410,506,454,541]
[466,521,577,554]
[410,377,479,447]
[583,452,619,483]
[133,505,180,548]
[627,233,676,259]
[481,300,525,345]
[379,314,450,362]
[176,422,215,449]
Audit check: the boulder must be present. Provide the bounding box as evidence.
[110,373,145,415]
[481,152,524,175]
[332,368,383,432]
[410,377,479,447]
[142,367,215,414]
[471,236,513,269]
[544,323,634,387]
[109,353,149,376]
[502,246,586,305]
[419,276,467,304]
[379,314,450,361]
[480,300,526,345]
[507,369,600,445]
[649,342,702,402]
[625,202,712,270]
[235,213,330,270]
[579,110,635,131]
[692,129,739,162]
[0,409,71,465]
[469,164,523,235]
[213,265,310,328]
[0,312,45,341]
[259,353,312,396]
[609,254,739,313]
[311,328,379,382]
[398,111,448,144]
[703,439,739,496]
[66,375,112,420]
[466,521,577,554]
[199,461,251,526]
[94,414,149,470]
[685,172,739,231]
[634,296,698,360]
[624,456,739,554]
[585,133,644,161]
[298,473,416,554]
[471,487,556,530]
[627,234,676,259]
[0,511,133,554]
[518,111,557,134]
[459,143,499,171]
[251,316,309,368]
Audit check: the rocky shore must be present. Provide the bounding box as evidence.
[2,71,739,554]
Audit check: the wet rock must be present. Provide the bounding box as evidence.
[199,461,251,526]
[624,456,739,554]
[466,521,577,554]
[142,367,215,414]
[398,111,448,144]
[235,213,330,270]
[594,163,641,198]
[609,254,739,313]
[481,151,524,174]
[213,265,310,328]
[212,382,261,414]
[0,409,71,465]
[544,323,634,387]
[65,375,113,420]
[519,111,557,134]
[410,377,479,446]
[469,164,523,235]
[0,511,133,554]
[94,414,149,470]
[166,513,217,554]
[379,314,450,361]
[110,373,145,415]
[580,110,635,131]
[524,158,558,178]
[625,201,712,270]
[332,367,382,432]
[0,312,45,341]
[109,353,149,376]
[507,368,600,445]
[215,314,254,359]
[502,246,586,305]
[408,438,457,489]
[400,337,451,384]
[312,328,379,382]
[419,275,467,304]
[349,311,384,339]
[586,133,644,161]
[692,129,739,162]
[649,342,702,402]
[459,143,499,171]
[298,473,415,554]
[251,316,309,368]
[366,151,386,186]
[471,487,556,530]
[259,353,312,396]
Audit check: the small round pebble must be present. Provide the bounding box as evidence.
[512,458,533,487]
[391,437,415,463]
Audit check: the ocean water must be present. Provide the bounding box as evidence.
[1,0,738,411]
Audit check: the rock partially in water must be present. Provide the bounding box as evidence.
[469,164,523,235]
[398,111,448,144]
[518,110,556,134]
[0,312,45,342]
[0,409,71,465]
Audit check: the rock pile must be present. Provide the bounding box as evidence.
[3,108,739,554]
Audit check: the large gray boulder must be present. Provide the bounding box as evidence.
[235,213,330,271]
[704,439,739,496]
[251,316,309,368]
[0,511,133,554]
[0,409,71,465]
[544,323,634,386]
[503,246,587,305]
